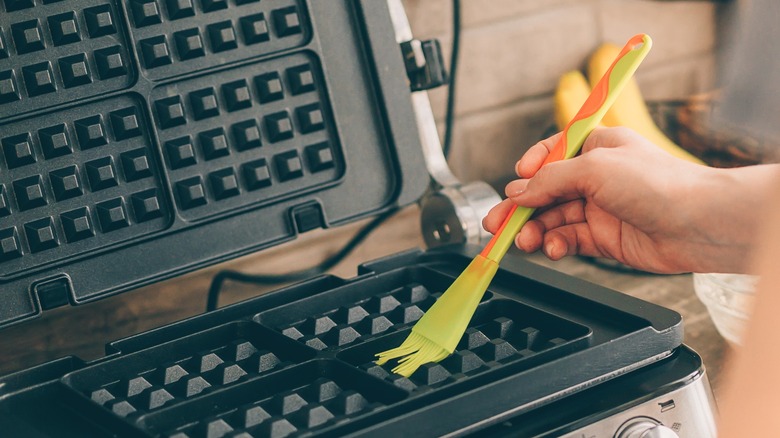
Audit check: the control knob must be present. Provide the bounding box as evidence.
[616,417,679,438]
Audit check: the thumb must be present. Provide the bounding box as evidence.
[581,126,634,153]
[509,155,595,208]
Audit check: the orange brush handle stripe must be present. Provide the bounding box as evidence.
[480,205,517,257]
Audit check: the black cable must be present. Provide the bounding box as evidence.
[442,0,461,159]
[205,1,464,312]
[205,208,399,311]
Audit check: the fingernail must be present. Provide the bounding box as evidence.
[505,180,528,198]
[514,234,524,251]
[544,241,556,258]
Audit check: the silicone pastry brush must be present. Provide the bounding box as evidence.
[376,34,653,377]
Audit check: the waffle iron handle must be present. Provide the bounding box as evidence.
[386,0,502,249]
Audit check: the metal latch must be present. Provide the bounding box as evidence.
[400,39,448,91]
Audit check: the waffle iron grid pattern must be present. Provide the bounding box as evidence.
[64,323,306,420]
[121,0,308,81]
[0,0,344,273]
[0,95,168,275]
[86,340,294,419]
[162,374,391,438]
[277,283,440,352]
[358,312,571,391]
[152,53,339,221]
[57,273,590,437]
[273,282,580,391]
[0,0,134,118]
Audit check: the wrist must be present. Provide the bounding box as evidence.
[686,164,777,273]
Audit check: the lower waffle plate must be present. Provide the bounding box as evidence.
[0,247,683,437]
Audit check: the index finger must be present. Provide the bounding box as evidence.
[515,132,563,179]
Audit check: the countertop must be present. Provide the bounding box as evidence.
[0,205,729,403]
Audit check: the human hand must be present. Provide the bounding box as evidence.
[482,127,772,274]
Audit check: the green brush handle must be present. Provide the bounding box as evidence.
[480,34,653,263]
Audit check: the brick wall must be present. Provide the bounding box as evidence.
[402,0,722,187]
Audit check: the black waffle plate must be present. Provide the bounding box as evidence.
[0,247,684,437]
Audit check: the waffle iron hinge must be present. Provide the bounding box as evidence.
[387,0,501,249]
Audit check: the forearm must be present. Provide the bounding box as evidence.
[719,170,780,436]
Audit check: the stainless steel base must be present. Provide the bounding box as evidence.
[562,370,717,438]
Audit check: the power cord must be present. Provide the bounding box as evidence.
[205,1,463,312]
[205,207,399,312]
[442,0,461,159]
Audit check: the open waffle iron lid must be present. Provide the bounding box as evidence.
[0,0,430,328]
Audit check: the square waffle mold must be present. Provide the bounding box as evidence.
[0,1,134,118]
[255,266,591,393]
[136,360,408,438]
[0,95,169,276]
[0,248,685,437]
[0,0,429,328]
[62,322,316,420]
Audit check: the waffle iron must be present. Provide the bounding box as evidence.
[0,0,718,436]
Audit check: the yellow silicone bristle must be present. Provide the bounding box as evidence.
[374,331,448,377]
[374,332,422,366]
[375,255,500,377]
